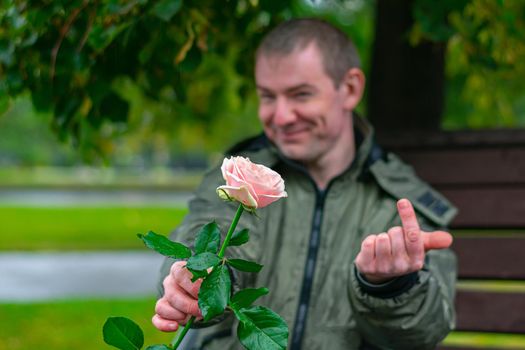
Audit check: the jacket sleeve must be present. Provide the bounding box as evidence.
[157,163,263,298]
[348,217,457,349]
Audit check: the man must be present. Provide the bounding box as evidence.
[153,18,457,349]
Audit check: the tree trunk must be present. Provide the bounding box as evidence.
[367,0,446,132]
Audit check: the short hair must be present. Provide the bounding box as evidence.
[256,18,361,86]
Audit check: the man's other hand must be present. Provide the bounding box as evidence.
[354,198,453,284]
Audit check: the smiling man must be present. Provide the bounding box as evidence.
[154,18,457,350]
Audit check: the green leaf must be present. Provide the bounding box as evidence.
[199,264,231,322]
[187,267,208,283]
[227,258,263,273]
[88,23,128,51]
[228,228,249,247]
[194,222,221,254]
[235,306,289,350]
[151,0,182,22]
[145,345,172,350]
[138,231,191,259]
[186,252,220,271]
[103,317,144,350]
[230,287,269,310]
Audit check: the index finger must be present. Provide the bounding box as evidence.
[397,199,423,255]
[171,262,202,299]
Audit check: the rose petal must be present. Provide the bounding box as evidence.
[256,192,288,208]
[216,185,258,208]
[218,156,286,209]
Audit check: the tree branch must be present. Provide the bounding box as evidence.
[50,0,89,79]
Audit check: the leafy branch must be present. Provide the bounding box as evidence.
[103,203,288,350]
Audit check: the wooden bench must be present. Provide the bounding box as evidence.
[378,129,525,350]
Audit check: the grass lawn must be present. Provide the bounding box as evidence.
[0,206,188,250]
[0,298,176,350]
[2,299,525,350]
[443,332,525,349]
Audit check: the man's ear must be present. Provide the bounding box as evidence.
[341,68,365,110]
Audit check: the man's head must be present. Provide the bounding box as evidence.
[254,18,365,182]
[256,18,361,87]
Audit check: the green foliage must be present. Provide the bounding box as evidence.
[194,221,220,254]
[137,231,191,259]
[233,306,288,350]
[443,0,525,129]
[409,0,525,129]
[228,228,250,246]
[186,252,220,271]
[198,264,231,322]
[227,258,263,273]
[118,203,288,349]
[0,0,283,158]
[411,0,469,42]
[230,287,269,310]
[0,0,376,162]
[103,317,144,350]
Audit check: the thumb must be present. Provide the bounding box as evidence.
[422,230,453,251]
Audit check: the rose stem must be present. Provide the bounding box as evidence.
[171,204,245,349]
[218,204,244,258]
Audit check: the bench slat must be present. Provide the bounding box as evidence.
[452,237,525,279]
[455,290,525,333]
[395,148,525,185]
[437,187,525,228]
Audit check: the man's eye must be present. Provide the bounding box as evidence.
[294,92,311,99]
[260,94,275,102]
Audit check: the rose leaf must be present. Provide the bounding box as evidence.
[228,228,250,247]
[187,267,209,283]
[227,258,263,273]
[234,306,289,350]
[199,264,231,321]
[137,231,191,259]
[103,317,144,350]
[230,287,269,310]
[186,252,220,271]
[194,221,221,254]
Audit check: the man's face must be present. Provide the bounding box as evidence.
[255,43,354,166]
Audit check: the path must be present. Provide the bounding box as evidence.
[0,251,165,302]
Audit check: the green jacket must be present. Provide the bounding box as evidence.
[159,117,457,350]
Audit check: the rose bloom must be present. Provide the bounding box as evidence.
[216,156,287,209]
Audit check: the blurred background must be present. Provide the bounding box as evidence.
[1,0,525,349]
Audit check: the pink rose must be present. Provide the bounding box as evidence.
[216,156,287,209]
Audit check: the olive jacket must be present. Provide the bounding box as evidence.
[158,116,457,350]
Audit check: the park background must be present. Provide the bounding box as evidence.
[1,0,525,349]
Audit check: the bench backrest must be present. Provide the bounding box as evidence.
[378,129,525,349]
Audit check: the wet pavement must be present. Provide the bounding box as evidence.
[0,188,193,207]
[0,251,165,302]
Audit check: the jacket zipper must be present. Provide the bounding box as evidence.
[290,188,326,349]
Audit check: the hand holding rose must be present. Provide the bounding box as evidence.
[355,199,453,284]
[153,261,203,332]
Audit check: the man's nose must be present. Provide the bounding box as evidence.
[273,97,296,126]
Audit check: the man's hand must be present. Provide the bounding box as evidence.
[354,198,453,284]
[152,261,203,332]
